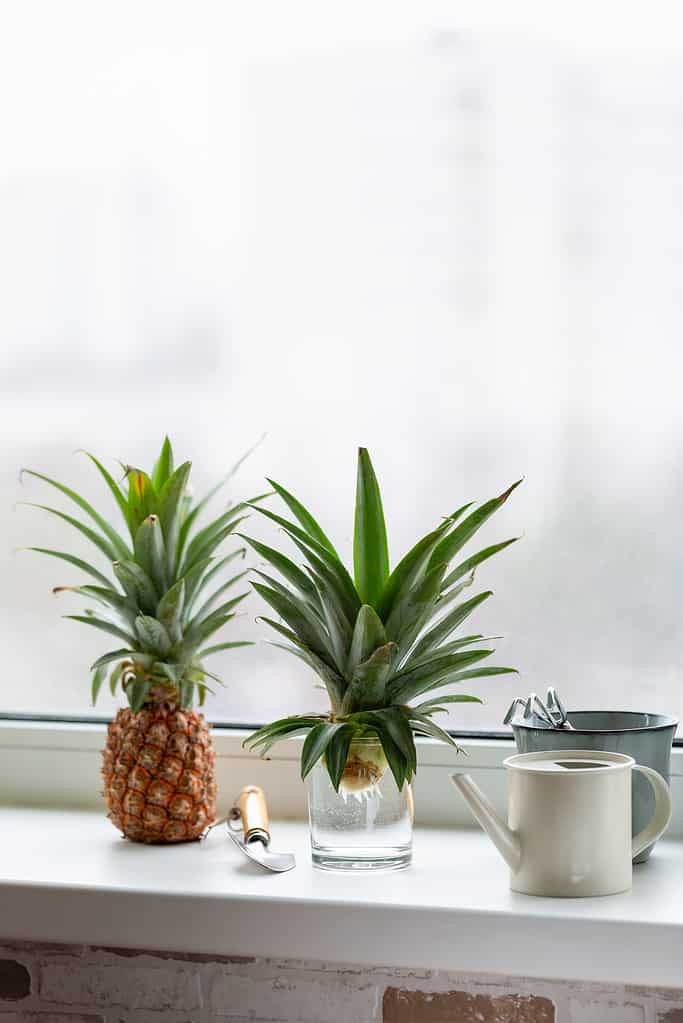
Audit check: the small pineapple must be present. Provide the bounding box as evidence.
[245,449,520,794]
[24,437,260,843]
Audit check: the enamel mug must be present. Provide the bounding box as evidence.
[451,749,672,897]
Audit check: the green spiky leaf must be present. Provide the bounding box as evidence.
[266,478,339,556]
[27,438,258,712]
[353,448,389,606]
[152,436,175,491]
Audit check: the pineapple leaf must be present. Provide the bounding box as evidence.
[199,640,252,657]
[257,615,346,710]
[109,661,128,696]
[64,614,137,646]
[20,469,131,560]
[192,569,250,623]
[395,663,516,706]
[135,615,172,656]
[239,534,320,605]
[410,693,483,715]
[27,438,257,713]
[428,480,523,572]
[304,567,353,676]
[301,722,344,780]
[251,581,337,671]
[382,706,417,776]
[433,571,476,610]
[407,710,464,752]
[346,604,387,677]
[408,590,493,664]
[324,723,357,791]
[79,452,131,533]
[384,562,446,654]
[353,448,389,607]
[246,714,324,747]
[267,478,339,557]
[22,503,121,563]
[250,506,359,618]
[177,435,266,554]
[90,648,135,671]
[245,715,326,756]
[91,664,107,704]
[193,548,247,597]
[133,515,167,596]
[250,451,520,775]
[23,547,113,589]
[447,666,517,682]
[178,680,194,709]
[269,640,346,712]
[113,560,158,616]
[387,648,495,705]
[128,676,152,712]
[156,578,186,642]
[286,532,360,627]
[190,592,249,632]
[53,584,135,623]
[406,634,493,669]
[126,469,157,534]
[174,613,237,661]
[180,556,215,609]
[156,662,184,685]
[152,436,175,492]
[157,461,192,574]
[368,719,406,789]
[341,641,396,713]
[352,706,417,777]
[182,515,249,576]
[189,664,217,685]
[252,726,316,757]
[374,504,472,622]
[441,537,518,592]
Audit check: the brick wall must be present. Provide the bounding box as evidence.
[1,941,682,1022]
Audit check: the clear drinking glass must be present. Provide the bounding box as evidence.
[307,737,413,870]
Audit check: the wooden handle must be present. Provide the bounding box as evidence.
[238,785,269,841]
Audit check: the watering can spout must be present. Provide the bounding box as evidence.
[450,773,521,872]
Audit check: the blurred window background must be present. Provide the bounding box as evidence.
[2,2,683,730]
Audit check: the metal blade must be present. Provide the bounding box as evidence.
[228,831,296,873]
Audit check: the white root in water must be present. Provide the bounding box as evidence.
[337,740,388,801]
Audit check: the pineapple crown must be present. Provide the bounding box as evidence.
[23,437,266,711]
[244,448,521,791]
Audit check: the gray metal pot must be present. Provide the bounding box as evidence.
[512,711,677,863]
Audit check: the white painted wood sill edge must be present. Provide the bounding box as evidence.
[1,807,683,989]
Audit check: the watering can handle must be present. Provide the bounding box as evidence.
[631,765,672,859]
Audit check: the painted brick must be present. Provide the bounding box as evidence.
[210,972,379,1022]
[0,1015,103,1023]
[382,987,554,1023]
[567,999,644,1022]
[39,961,200,1012]
[0,961,30,1001]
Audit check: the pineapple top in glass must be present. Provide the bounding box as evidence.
[245,448,520,793]
[23,437,264,711]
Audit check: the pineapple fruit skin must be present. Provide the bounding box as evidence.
[102,702,216,843]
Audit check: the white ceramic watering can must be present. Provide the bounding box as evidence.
[451,749,672,897]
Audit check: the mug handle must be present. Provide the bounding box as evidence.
[631,764,672,859]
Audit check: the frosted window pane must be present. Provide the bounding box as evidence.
[2,6,683,732]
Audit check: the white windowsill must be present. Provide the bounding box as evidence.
[2,806,683,987]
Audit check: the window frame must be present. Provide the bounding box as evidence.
[1,716,682,836]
